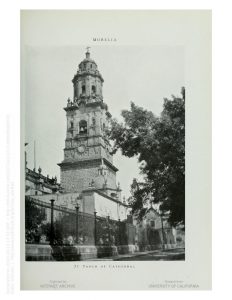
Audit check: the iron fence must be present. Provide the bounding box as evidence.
[25,196,135,246]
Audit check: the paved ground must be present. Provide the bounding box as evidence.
[114,248,185,261]
[89,248,185,261]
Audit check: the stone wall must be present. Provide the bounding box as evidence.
[94,192,127,220]
[25,244,139,261]
[27,189,128,220]
[60,162,117,193]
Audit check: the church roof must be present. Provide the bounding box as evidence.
[79,57,97,65]
[78,49,97,67]
[73,49,104,83]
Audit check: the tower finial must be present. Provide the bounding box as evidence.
[86,46,90,59]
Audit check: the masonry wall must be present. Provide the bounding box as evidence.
[60,163,117,193]
[94,192,128,221]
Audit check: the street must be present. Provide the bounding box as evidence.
[114,249,185,261]
[88,248,185,261]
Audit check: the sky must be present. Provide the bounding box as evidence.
[24,45,184,198]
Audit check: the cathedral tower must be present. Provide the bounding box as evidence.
[58,49,119,196]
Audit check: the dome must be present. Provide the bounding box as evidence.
[73,48,104,84]
[78,49,98,71]
[72,48,104,102]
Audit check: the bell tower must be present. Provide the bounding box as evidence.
[58,48,119,195]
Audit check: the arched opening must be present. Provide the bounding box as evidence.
[92,85,96,93]
[79,120,87,134]
[82,85,86,94]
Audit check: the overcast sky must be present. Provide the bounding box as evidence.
[24,45,184,198]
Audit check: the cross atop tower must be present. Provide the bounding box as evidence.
[86,46,91,58]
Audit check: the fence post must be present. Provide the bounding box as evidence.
[161,215,165,250]
[50,199,55,245]
[75,204,80,245]
[94,210,97,246]
[107,215,111,245]
[118,219,121,245]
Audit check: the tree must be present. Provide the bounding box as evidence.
[25,197,46,243]
[109,88,185,227]
[25,198,46,231]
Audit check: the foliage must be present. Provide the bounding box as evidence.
[109,88,185,226]
[25,198,46,231]
[25,198,75,244]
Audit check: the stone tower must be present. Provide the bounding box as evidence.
[58,49,119,196]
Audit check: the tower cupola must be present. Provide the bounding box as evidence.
[72,47,104,104]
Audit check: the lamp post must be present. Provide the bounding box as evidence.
[161,214,165,251]
[75,204,80,245]
[118,218,121,246]
[94,210,97,246]
[107,215,111,246]
[50,199,55,245]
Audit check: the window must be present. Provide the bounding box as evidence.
[92,118,96,126]
[70,121,73,129]
[150,220,155,227]
[79,120,87,134]
[90,64,92,69]
[92,85,96,93]
[82,85,86,93]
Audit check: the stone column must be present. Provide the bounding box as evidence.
[50,199,55,245]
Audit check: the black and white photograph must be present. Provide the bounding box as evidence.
[24,43,185,261]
